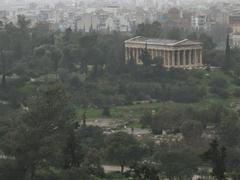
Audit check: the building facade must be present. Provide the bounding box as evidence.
[230,34,240,48]
[191,14,208,31]
[229,13,240,34]
[125,36,203,68]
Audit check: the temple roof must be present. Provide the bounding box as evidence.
[125,36,202,47]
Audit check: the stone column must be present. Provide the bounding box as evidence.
[136,48,139,64]
[128,48,131,60]
[157,49,159,57]
[139,48,142,63]
[183,50,186,67]
[128,48,131,61]
[177,50,180,66]
[154,49,157,59]
[190,49,193,65]
[133,48,136,63]
[194,49,197,66]
[164,50,167,66]
[157,49,160,57]
[136,48,139,63]
[150,49,153,59]
[165,50,168,66]
[168,51,171,66]
[199,49,203,66]
[197,49,200,65]
[165,50,170,66]
[189,50,192,66]
[153,49,156,58]
[140,48,143,63]
[125,47,128,63]
[171,50,176,66]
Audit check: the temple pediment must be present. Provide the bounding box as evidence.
[171,39,202,47]
[125,36,202,47]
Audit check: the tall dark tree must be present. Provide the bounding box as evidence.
[223,34,232,70]
[139,44,152,66]
[17,15,31,34]
[0,28,13,88]
[63,27,73,44]
[202,139,226,180]
[63,129,82,169]
[0,49,7,88]
[16,15,32,59]
[78,34,98,74]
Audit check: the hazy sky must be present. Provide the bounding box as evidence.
[0,0,237,6]
[0,0,231,2]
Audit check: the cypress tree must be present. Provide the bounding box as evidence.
[202,139,226,180]
[224,34,232,70]
[139,43,152,66]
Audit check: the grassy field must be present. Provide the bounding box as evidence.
[76,97,240,122]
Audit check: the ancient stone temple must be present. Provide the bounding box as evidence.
[124,36,203,69]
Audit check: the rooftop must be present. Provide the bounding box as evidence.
[125,36,202,46]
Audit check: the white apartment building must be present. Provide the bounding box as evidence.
[230,34,240,48]
[191,14,208,31]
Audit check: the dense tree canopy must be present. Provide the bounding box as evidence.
[1,17,240,180]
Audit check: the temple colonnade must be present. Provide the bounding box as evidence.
[125,47,203,68]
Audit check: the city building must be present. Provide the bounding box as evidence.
[229,13,240,33]
[191,14,208,31]
[125,36,203,69]
[230,33,240,48]
[1,0,239,35]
